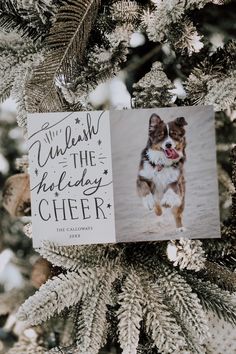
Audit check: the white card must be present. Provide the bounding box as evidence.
[28,106,221,247]
[28,111,116,247]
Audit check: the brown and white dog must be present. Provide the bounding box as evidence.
[137,113,187,232]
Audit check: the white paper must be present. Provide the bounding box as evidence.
[28,111,116,247]
[28,106,221,247]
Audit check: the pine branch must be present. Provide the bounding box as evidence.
[0,1,46,40]
[110,1,140,24]
[204,72,236,110]
[76,270,117,354]
[61,41,129,106]
[143,280,187,354]
[26,0,101,112]
[38,241,102,269]
[203,260,236,291]
[202,225,236,262]
[117,270,144,354]
[0,76,13,102]
[184,259,236,293]
[16,0,57,27]
[87,41,129,84]
[124,242,168,271]
[142,0,223,42]
[157,265,209,345]
[168,18,203,55]
[39,241,121,270]
[11,51,44,128]
[133,61,174,108]
[0,32,43,127]
[185,63,236,110]
[183,274,236,325]
[172,314,206,354]
[17,268,105,326]
[141,2,185,42]
[0,33,32,100]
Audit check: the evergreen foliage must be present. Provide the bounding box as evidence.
[117,271,143,354]
[0,0,235,353]
[26,0,102,113]
[184,275,236,325]
[144,280,187,354]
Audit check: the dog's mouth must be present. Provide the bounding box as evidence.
[164,148,179,160]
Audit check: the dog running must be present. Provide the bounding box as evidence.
[137,113,188,231]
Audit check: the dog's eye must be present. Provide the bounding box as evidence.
[157,133,164,139]
[170,131,182,140]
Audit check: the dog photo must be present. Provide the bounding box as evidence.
[111,106,221,242]
[137,114,187,232]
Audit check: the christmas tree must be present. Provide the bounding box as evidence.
[0,0,236,353]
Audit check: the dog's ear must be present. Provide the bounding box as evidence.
[149,114,163,132]
[175,117,188,126]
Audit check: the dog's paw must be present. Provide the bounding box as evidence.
[142,193,155,210]
[176,227,186,233]
[161,189,181,208]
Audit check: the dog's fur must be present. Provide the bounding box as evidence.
[137,113,187,231]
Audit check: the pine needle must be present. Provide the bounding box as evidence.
[26,0,101,112]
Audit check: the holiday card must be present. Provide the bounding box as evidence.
[27,106,221,247]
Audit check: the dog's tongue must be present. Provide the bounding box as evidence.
[165,148,179,159]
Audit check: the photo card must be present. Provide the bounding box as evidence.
[27,106,221,247]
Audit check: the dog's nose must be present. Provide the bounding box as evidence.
[165,142,172,148]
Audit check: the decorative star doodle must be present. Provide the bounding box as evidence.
[107,203,112,209]
[75,118,80,124]
[98,139,102,145]
[103,169,108,175]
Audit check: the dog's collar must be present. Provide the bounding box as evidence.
[148,160,180,171]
